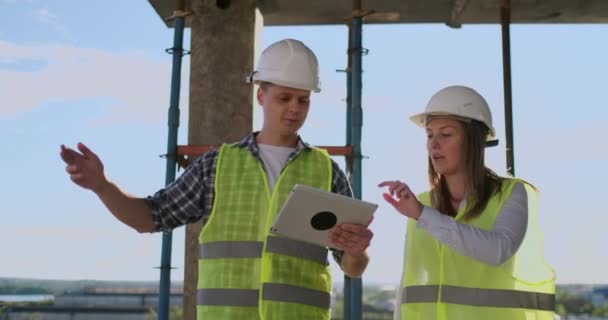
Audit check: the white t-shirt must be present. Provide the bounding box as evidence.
[258,144,295,191]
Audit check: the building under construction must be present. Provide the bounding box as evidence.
[139,1,608,319]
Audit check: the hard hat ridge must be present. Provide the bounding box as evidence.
[247,38,321,92]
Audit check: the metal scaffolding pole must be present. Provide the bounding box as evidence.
[501,0,515,175]
[343,22,354,320]
[159,1,188,319]
[344,0,364,318]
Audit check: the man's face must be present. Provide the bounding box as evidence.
[257,83,311,137]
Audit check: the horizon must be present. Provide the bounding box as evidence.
[2,276,606,288]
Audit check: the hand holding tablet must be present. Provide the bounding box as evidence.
[271,184,378,249]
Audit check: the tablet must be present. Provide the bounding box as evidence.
[270,184,378,249]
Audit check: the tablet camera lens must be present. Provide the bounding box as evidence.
[310,211,337,230]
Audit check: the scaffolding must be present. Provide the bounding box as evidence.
[156,0,550,319]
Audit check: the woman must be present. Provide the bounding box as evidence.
[379,85,556,320]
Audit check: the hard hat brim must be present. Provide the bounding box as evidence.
[251,78,320,93]
[410,111,496,141]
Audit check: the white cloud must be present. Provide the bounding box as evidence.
[0,40,190,124]
[29,6,68,34]
[32,7,57,23]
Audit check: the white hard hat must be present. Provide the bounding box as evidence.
[247,39,321,92]
[410,85,496,141]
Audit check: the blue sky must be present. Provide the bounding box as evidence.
[1,1,607,285]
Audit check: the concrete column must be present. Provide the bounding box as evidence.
[183,1,261,319]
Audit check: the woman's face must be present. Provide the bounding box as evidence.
[426,117,467,176]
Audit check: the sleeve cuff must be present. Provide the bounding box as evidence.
[143,196,163,232]
[416,206,449,231]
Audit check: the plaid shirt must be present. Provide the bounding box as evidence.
[145,132,353,264]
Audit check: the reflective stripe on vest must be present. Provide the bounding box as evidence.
[200,241,263,259]
[263,283,331,309]
[197,288,259,307]
[199,236,328,265]
[197,283,331,309]
[402,285,555,311]
[266,236,328,265]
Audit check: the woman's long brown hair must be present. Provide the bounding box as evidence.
[428,119,504,220]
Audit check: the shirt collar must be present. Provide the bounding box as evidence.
[236,131,311,156]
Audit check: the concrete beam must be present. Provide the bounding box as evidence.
[182,0,260,319]
[447,0,470,28]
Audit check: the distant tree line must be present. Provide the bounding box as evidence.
[0,278,182,295]
[556,290,608,317]
[0,285,51,295]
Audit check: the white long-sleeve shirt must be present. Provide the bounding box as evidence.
[393,182,528,319]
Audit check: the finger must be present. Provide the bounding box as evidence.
[354,228,373,241]
[344,234,371,251]
[351,237,371,250]
[328,227,341,240]
[66,164,80,174]
[331,228,357,242]
[328,233,339,245]
[388,183,397,196]
[341,231,372,248]
[393,180,405,195]
[329,226,344,238]
[383,193,399,208]
[399,183,414,198]
[335,235,358,248]
[329,227,346,240]
[77,142,98,161]
[340,223,367,233]
[377,181,396,188]
[70,173,85,183]
[398,188,411,199]
[402,190,412,199]
[365,215,374,227]
[394,184,406,196]
[403,186,414,199]
[60,145,79,165]
[329,236,351,250]
[338,228,373,246]
[388,180,401,196]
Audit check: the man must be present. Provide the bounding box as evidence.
[60,38,373,320]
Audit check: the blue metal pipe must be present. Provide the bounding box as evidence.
[346,26,353,148]
[158,14,186,320]
[350,14,363,200]
[348,14,364,320]
[343,23,353,320]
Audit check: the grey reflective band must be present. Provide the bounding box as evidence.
[197,288,259,307]
[441,285,555,311]
[263,283,331,309]
[266,236,328,265]
[402,285,555,311]
[402,285,440,303]
[199,241,263,259]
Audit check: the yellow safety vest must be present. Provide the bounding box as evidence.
[197,143,334,320]
[401,178,556,320]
